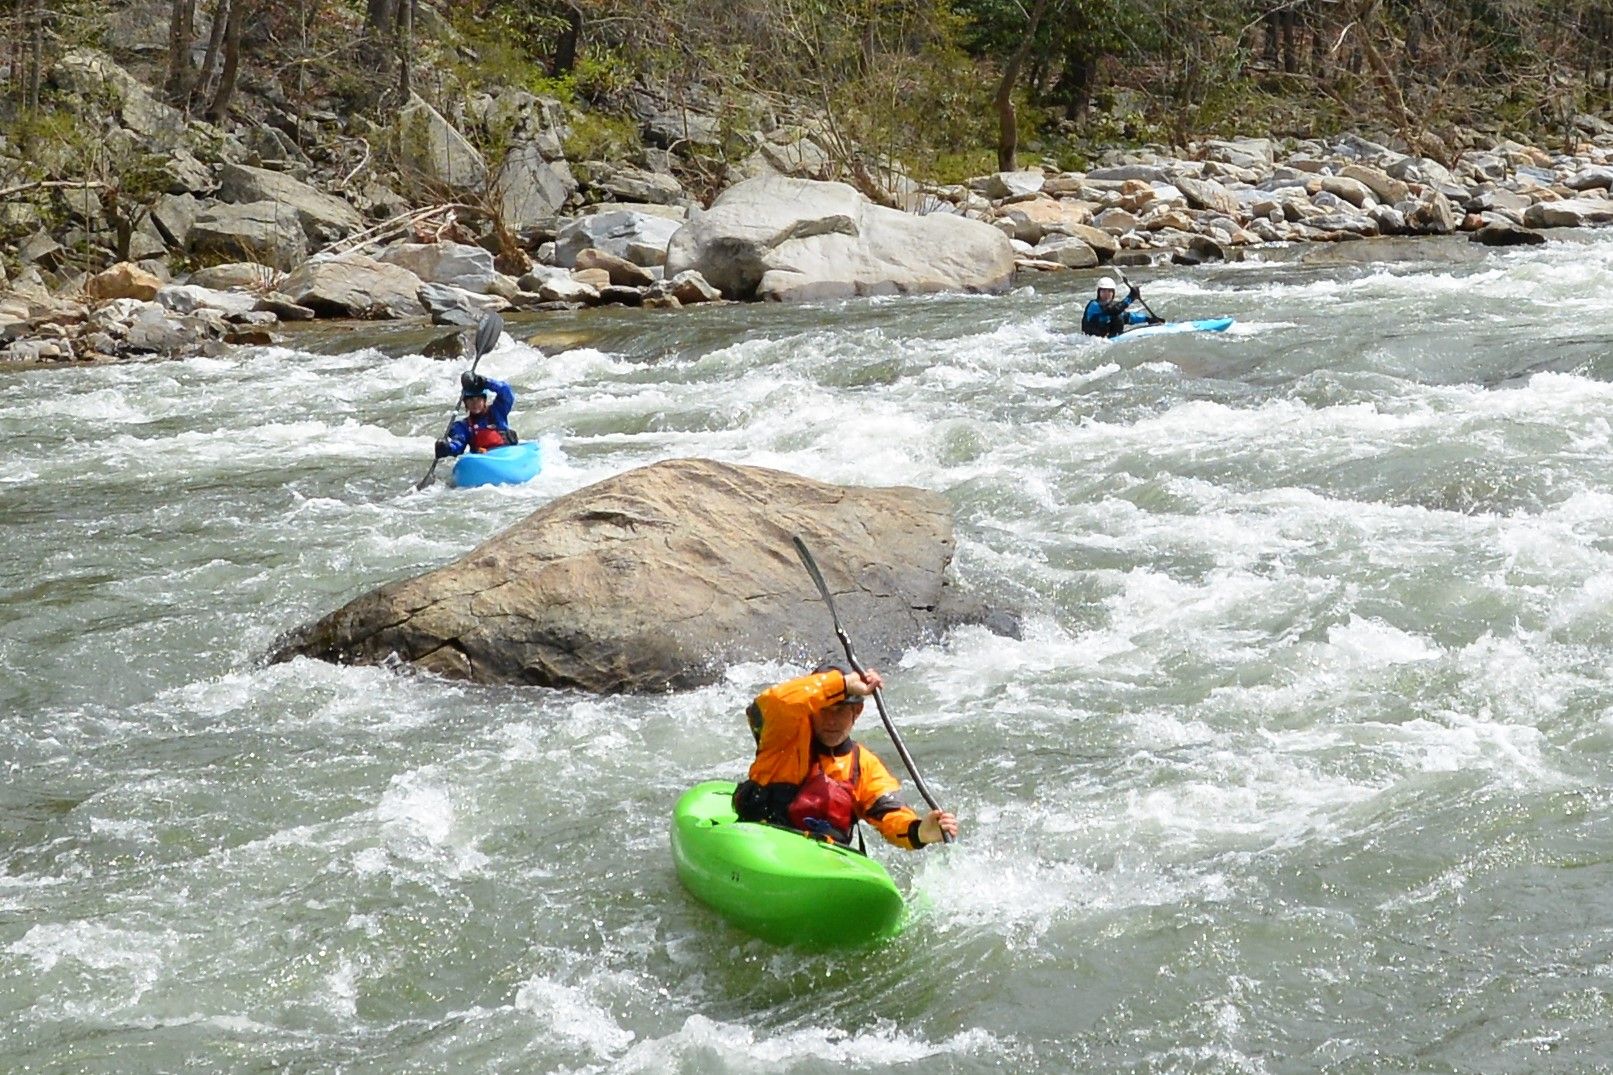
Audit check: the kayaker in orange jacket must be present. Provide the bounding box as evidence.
[733,662,959,849]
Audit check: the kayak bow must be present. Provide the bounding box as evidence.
[670,781,906,948]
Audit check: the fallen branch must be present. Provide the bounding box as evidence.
[0,179,110,201]
[318,202,481,257]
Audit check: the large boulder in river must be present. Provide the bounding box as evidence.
[271,459,1003,691]
[664,175,1017,301]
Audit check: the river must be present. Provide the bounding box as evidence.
[5,234,1613,1073]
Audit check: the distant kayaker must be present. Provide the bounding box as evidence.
[1081,276,1159,337]
[435,371,518,458]
[733,662,959,849]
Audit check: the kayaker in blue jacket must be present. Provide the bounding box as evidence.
[435,372,517,457]
[1081,276,1158,337]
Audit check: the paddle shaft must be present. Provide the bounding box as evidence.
[790,535,950,840]
[1118,271,1162,322]
[415,313,504,491]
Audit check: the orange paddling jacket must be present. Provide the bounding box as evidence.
[734,669,926,849]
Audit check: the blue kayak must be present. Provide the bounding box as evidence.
[451,443,541,488]
[1116,317,1235,340]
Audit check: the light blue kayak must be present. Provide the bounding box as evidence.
[451,442,541,488]
[1116,317,1235,340]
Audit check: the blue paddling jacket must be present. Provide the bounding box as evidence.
[1082,297,1150,338]
[443,378,516,455]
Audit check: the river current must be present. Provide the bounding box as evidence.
[5,234,1613,1073]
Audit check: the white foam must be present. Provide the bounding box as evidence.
[612,1013,1003,1072]
[514,976,637,1056]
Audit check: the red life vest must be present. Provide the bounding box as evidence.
[469,425,510,453]
[787,750,860,842]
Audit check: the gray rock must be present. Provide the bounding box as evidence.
[637,98,722,150]
[1368,204,1408,234]
[587,164,686,206]
[217,164,362,241]
[377,242,498,292]
[1522,198,1613,228]
[418,281,508,326]
[977,171,1046,199]
[1386,156,1464,197]
[254,294,316,321]
[597,284,645,306]
[270,458,1001,691]
[1406,189,1458,234]
[1566,167,1613,192]
[52,49,184,146]
[396,94,487,192]
[555,211,682,268]
[1309,212,1379,235]
[151,193,202,249]
[494,143,578,230]
[668,269,722,305]
[123,303,196,352]
[1467,188,1533,214]
[1092,207,1139,233]
[575,248,656,287]
[1470,222,1547,246]
[279,255,426,319]
[1174,176,1241,216]
[517,264,570,291]
[1317,175,1376,207]
[1087,164,1168,183]
[157,284,258,317]
[666,175,1015,301]
[189,201,307,271]
[1031,236,1099,268]
[535,275,600,304]
[18,232,65,268]
[1203,138,1274,171]
[189,262,281,290]
[157,150,216,195]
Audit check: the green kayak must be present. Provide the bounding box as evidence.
[670,780,906,948]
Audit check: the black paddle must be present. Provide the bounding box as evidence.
[1117,271,1164,325]
[415,312,505,491]
[791,534,951,843]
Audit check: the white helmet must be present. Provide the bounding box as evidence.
[1097,276,1117,292]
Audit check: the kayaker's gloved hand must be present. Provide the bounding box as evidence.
[460,371,488,395]
[434,438,452,459]
[1148,315,1165,325]
[1127,284,1141,301]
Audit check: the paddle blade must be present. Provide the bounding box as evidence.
[473,312,504,360]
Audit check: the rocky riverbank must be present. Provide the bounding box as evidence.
[3,46,1610,367]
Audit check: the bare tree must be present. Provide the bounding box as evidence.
[995,0,1051,171]
[164,0,196,106]
[204,0,247,122]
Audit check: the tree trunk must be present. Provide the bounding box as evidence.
[26,0,44,113]
[197,0,231,105]
[396,0,413,100]
[551,2,581,77]
[363,0,395,76]
[204,0,245,123]
[164,0,196,107]
[994,0,1050,172]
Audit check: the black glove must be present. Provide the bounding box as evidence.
[434,438,453,459]
[1127,284,1141,301]
[460,371,488,395]
[1148,315,1165,325]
